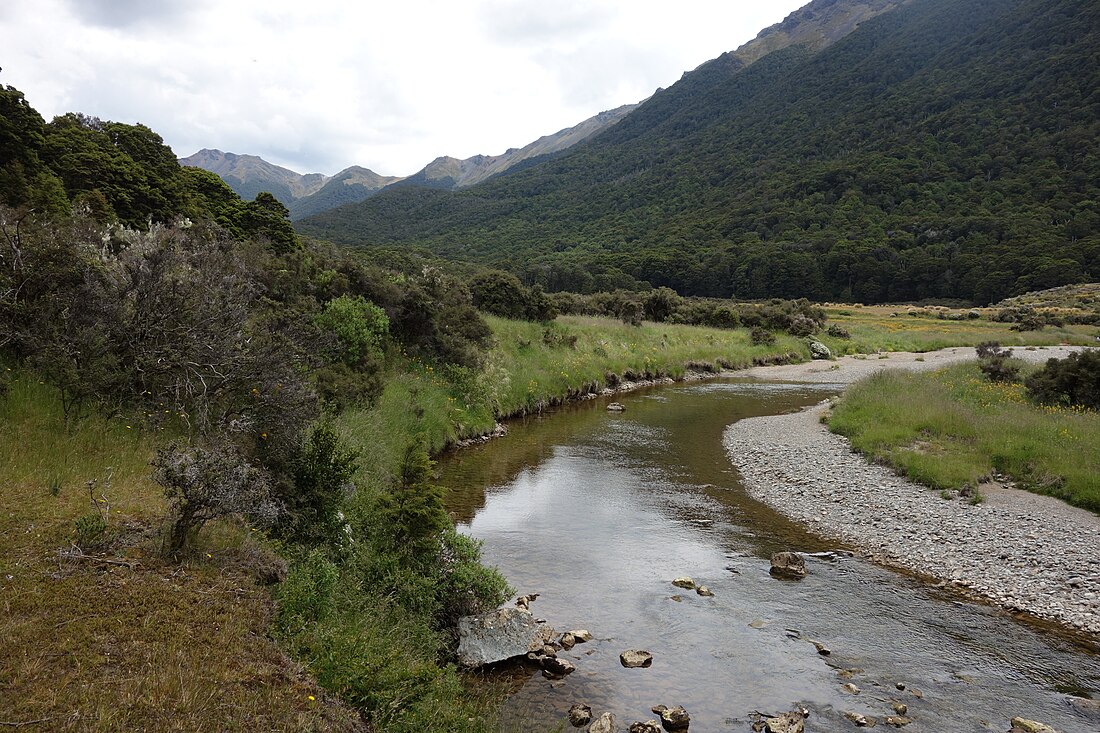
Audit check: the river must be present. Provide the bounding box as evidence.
[440,379,1100,733]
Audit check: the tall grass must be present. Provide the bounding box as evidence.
[828,363,1100,512]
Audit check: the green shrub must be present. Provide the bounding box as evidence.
[751,327,776,346]
[1026,351,1100,410]
[975,342,1020,383]
[276,549,341,633]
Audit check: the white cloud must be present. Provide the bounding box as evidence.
[0,0,806,176]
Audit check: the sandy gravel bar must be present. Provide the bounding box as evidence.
[723,346,1100,634]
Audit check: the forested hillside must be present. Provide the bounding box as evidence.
[298,0,1100,305]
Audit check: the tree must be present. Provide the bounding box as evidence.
[242,192,298,253]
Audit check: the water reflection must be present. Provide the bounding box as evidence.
[440,381,1100,732]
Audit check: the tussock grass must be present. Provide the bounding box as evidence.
[0,376,363,732]
[828,363,1100,512]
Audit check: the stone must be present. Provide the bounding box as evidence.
[540,655,576,677]
[607,402,626,412]
[560,632,576,649]
[672,577,696,589]
[749,619,768,629]
[515,592,539,610]
[568,629,593,642]
[763,710,806,733]
[669,595,683,602]
[568,704,592,728]
[842,683,861,694]
[884,716,911,728]
[620,649,653,668]
[843,711,873,727]
[770,552,807,579]
[589,712,616,733]
[1009,719,1058,733]
[456,607,555,667]
[891,703,907,715]
[696,585,714,597]
[651,705,690,731]
[810,639,831,655]
[809,340,832,360]
[629,721,661,733]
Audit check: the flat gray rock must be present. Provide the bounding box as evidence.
[456,607,556,667]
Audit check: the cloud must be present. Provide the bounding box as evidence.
[0,0,808,176]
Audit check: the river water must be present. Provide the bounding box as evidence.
[440,380,1100,733]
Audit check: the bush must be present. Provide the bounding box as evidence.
[1025,351,1100,410]
[827,324,851,339]
[152,443,279,557]
[643,287,682,323]
[619,300,643,327]
[751,327,776,346]
[278,424,359,547]
[975,342,1020,383]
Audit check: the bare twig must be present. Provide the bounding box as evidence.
[0,718,54,728]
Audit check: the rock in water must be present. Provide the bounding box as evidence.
[589,712,615,733]
[456,607,555,667]
[651,705,690,731]
[696,585,714,597]
[844,711,873,727]
[568,629,594,642]
[629,721,662,733]
[569,704,593,727]
[763,711,806,733]
[884,716,911,728]
[540,655,577,677]
[620,649,654,668]
[607,402,626,412]
[561,632,576,649]
[671,576,696,589]
[1009,719,1059,733]
[770,552,807,579]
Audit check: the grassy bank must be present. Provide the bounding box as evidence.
[827,363,1100,512]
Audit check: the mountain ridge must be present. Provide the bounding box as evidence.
[295,0,1100,305]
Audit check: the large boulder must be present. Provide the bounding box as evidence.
[770,552,807,579]
[456,607,555,667]
[1010,719,1059,733]
[808,340,831,360]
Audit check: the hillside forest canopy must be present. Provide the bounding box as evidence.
[296,0,1100,306]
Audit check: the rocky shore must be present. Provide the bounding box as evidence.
[723,346,1100,635]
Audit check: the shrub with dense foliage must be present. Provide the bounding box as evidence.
[1026,351,1100,410]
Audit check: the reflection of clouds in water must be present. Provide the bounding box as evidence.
[685,381,845,396]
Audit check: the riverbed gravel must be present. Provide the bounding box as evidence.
[723,346,1100,635]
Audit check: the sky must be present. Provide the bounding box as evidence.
[0,0,807,177]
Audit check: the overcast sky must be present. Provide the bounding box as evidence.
[0,0,806,177]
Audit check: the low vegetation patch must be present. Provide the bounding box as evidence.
[827,362,1100,512]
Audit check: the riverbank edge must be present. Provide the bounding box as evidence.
[721,347,1100,638]
[452,352,802,449]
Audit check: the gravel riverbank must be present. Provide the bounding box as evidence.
[723,346,1100,635]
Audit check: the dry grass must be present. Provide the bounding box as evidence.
[0,375,364,732]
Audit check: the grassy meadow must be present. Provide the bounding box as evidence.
[827,362,1100,512]
[819,304,1096,355]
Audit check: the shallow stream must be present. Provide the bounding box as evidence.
[440,380,1100,732]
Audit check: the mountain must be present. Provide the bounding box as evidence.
[296,0,1100,305]
[179,148,329,203]
[392,102,641,191]
[286,166,403,220]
